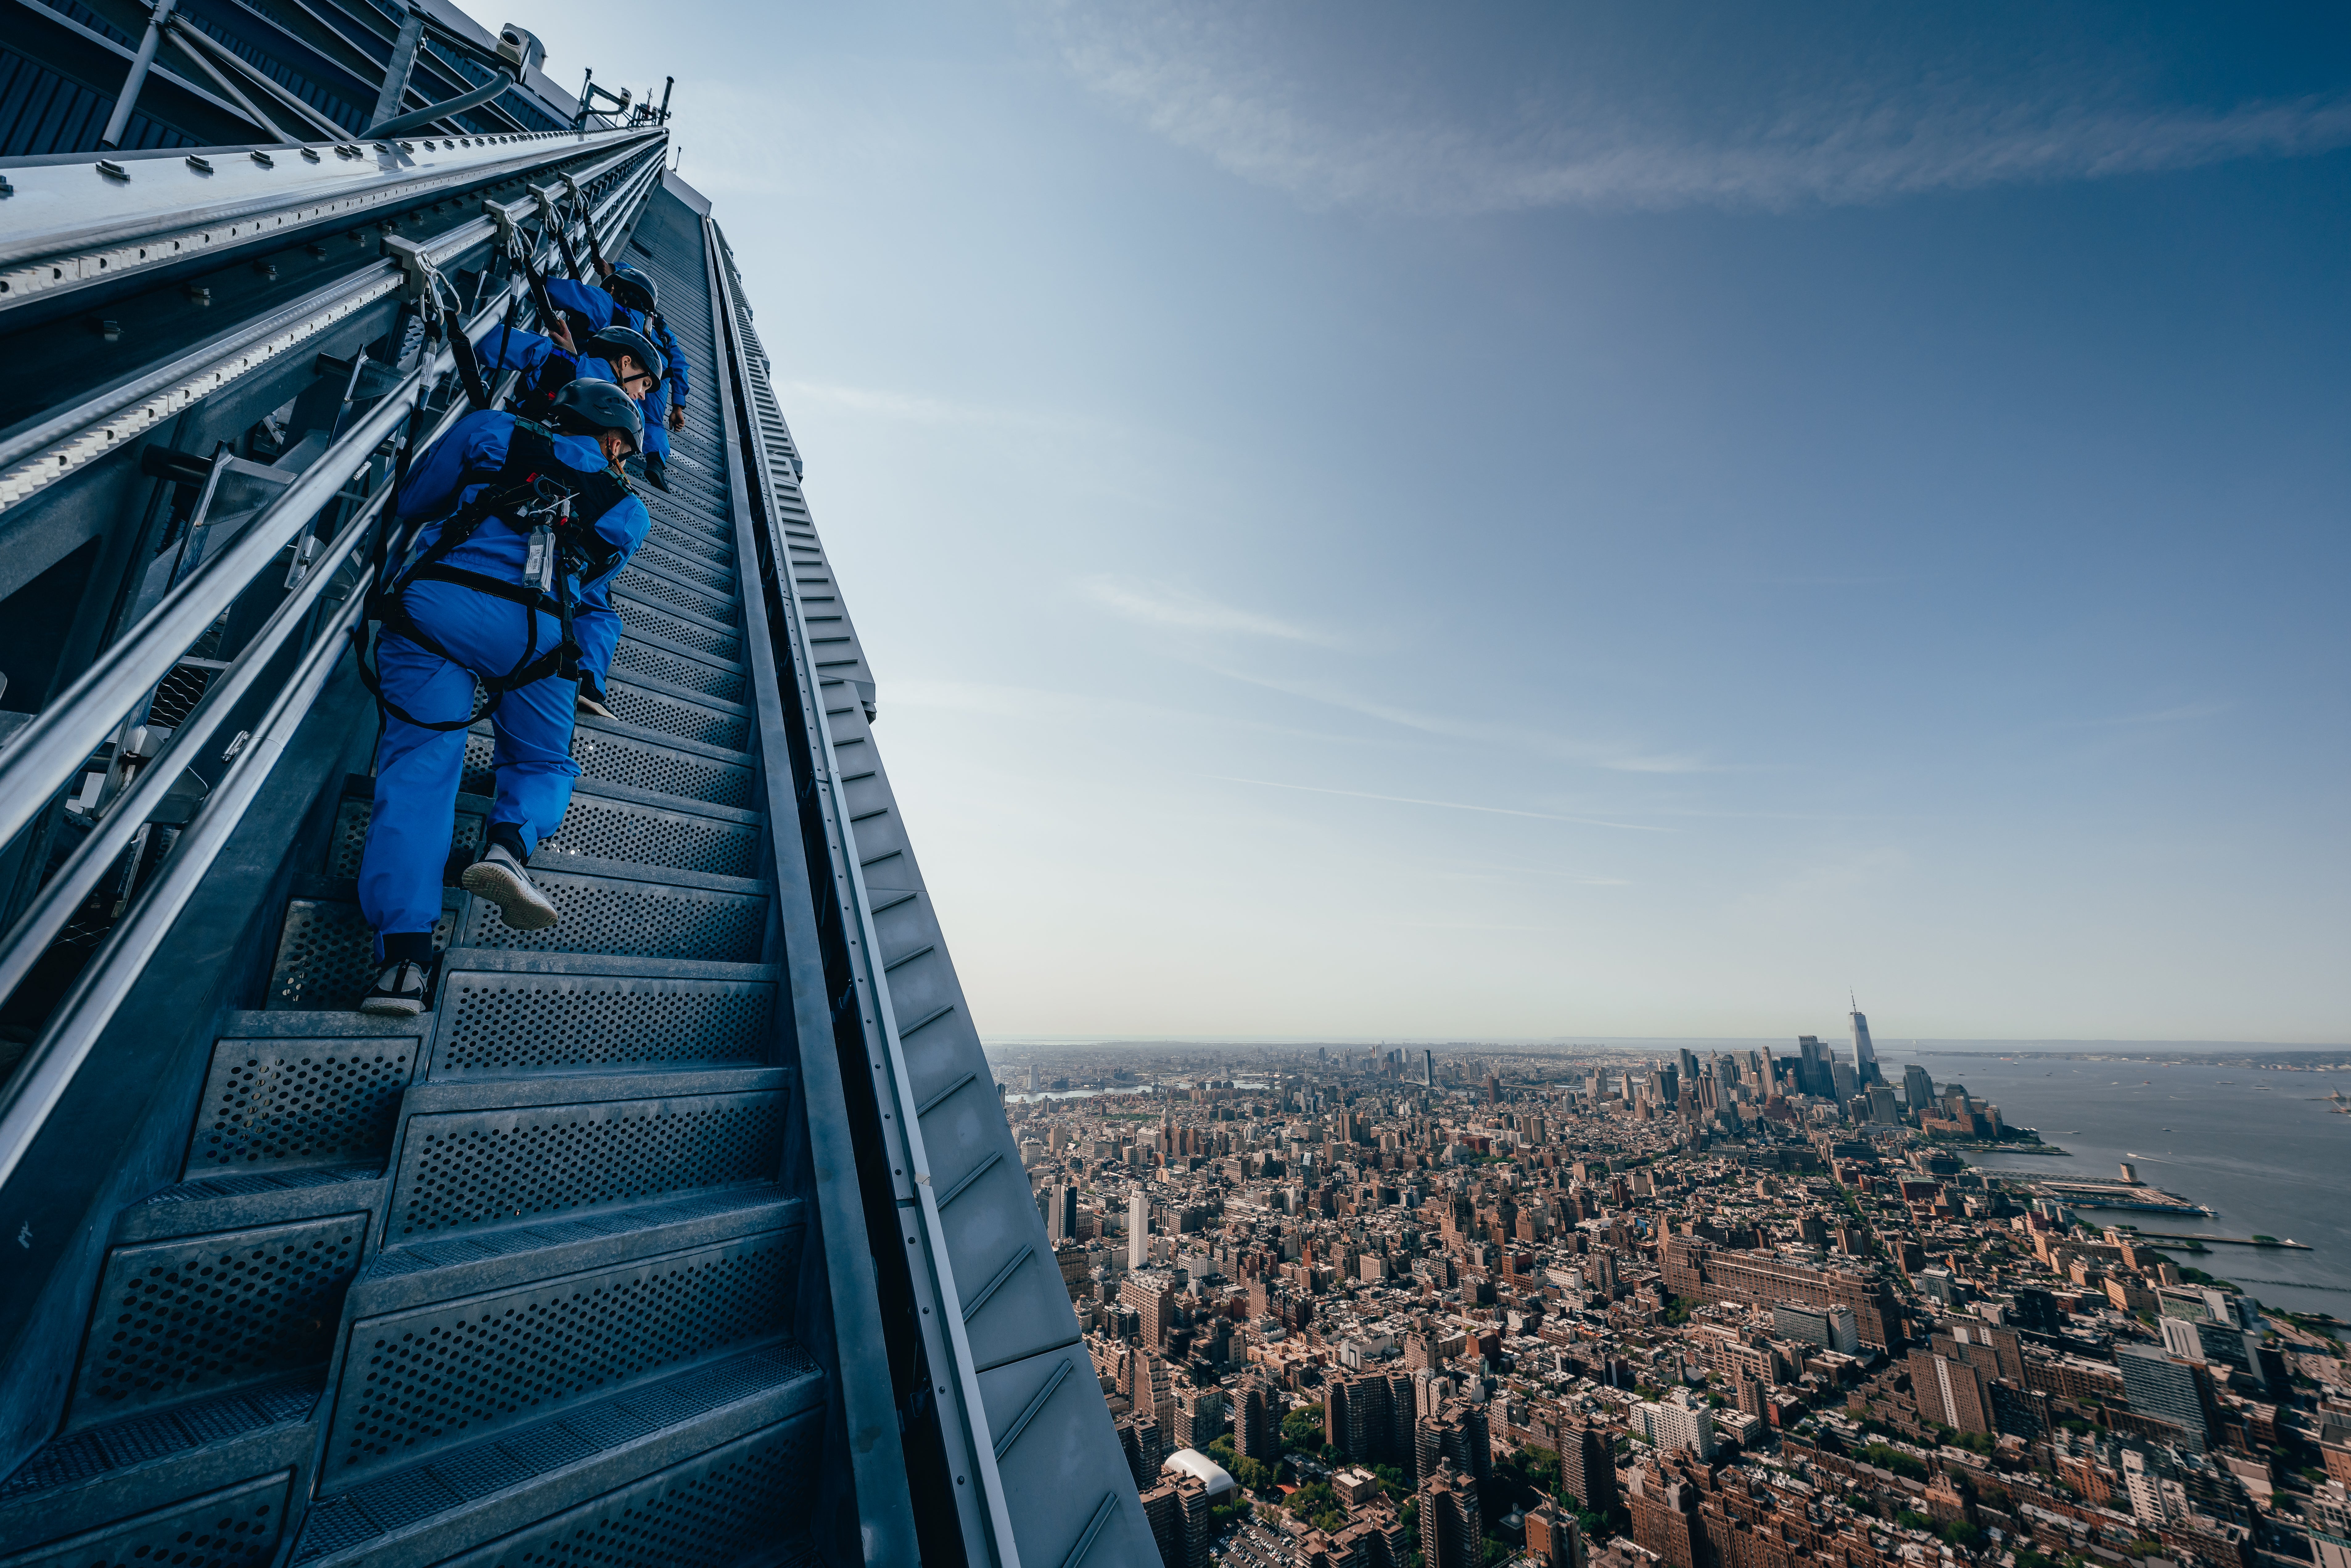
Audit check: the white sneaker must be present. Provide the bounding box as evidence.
[460,842,560,931]
[360,959,430,1016]
[577,689,614,718]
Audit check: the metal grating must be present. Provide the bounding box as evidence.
[385,1091,784,1240]
[434,972,773,1074]
[439,1416,819,1568]
[613,598,742,662]
[593,682,750,751]
[325,1235,793,1486]
[186,1038,419,1174]
[632,542,734,595]
[0,1471,289,1568]
[610,640,746,704]
[537,796,760,877]
[68,1217,364,1426]
[616,568,735,628]
[455,871,767,963]
[268,900,454,1011]
[328,796,484,880]
[645,516,731,565]
[465,728,757,810]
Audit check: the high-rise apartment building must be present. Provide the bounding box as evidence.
[1631,1389,1717,1459]
[1325,1369,1418,1477]
[1414,1400,1491,1490]
[1138,1470,1215,1568]
[1129,1189,1151,1269]
[1558,1421,1621,1515]
[1526,1497,1585,1568]
[2117,1345,2214,1450]
[1419,1460,1483,1568]
[1908,1350,1993,1434]
[1234,1379,1277,1464]
[1122,1271,1176,1350]
[1172,1385,1226,1452]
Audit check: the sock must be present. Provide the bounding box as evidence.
[486,822,529,861]
[381,930,435,966]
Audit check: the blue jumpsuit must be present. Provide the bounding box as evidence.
[467,322,648,696]
[358,409,650,951]
[544,278,675,463]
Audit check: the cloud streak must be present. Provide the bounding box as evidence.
[1084,576,1336,645]
[1204,663,1720,775]
[1049,6,2351,215]
[1209,774,1663,831]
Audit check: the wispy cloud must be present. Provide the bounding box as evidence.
[1209,774,1664,831]
[1206,663,1720,775]
[1047,5,2351,215]
[1083,576,1335,644]
[2081,702,2229,727]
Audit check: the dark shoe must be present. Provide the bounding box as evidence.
[643,453,669,491]
[360,958,430,1016]
[460,842,559,930]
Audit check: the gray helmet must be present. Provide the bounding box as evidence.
[583,323,665,385]
[607,265,658,312]
[549,377,644,453]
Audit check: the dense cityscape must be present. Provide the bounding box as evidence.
[990,1014,2351,1568]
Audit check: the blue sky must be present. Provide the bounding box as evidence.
[494,1,2350,1042]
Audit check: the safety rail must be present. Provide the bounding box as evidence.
[0,132,665,513]
[0,141,665,1192]
[0,127,662,316]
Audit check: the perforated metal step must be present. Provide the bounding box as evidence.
[452,857,769,963]
[0,1470,293,1568]
[466,718,757,812]
[293,1343,823,1567]
[0,1381,315,1558]
[426,954,776,1078]
[378,1068,789,1249]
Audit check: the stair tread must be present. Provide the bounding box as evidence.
[0,1374,319,1510]
[291,1342,821,1566]
[356,1189,800,1312]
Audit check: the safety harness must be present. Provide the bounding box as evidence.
[352,419,632,731]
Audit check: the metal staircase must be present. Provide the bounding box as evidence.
[0,32,1156,1563]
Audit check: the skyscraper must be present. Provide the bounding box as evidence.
[1128,1189,1151,1269]
[1902,1063,1935,1112]
[1850,997,1882,1087]
[1424,1048,1435,1087]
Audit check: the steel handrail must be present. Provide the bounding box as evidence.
[0,143,663,853]
[0,126,665,312]
[0,554,375,1194]
[0,134,663,512]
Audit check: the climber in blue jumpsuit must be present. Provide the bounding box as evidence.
[612,266,691,482]
[545,265,686,489]
[471,319,666,719]
[356,379,651,1016]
